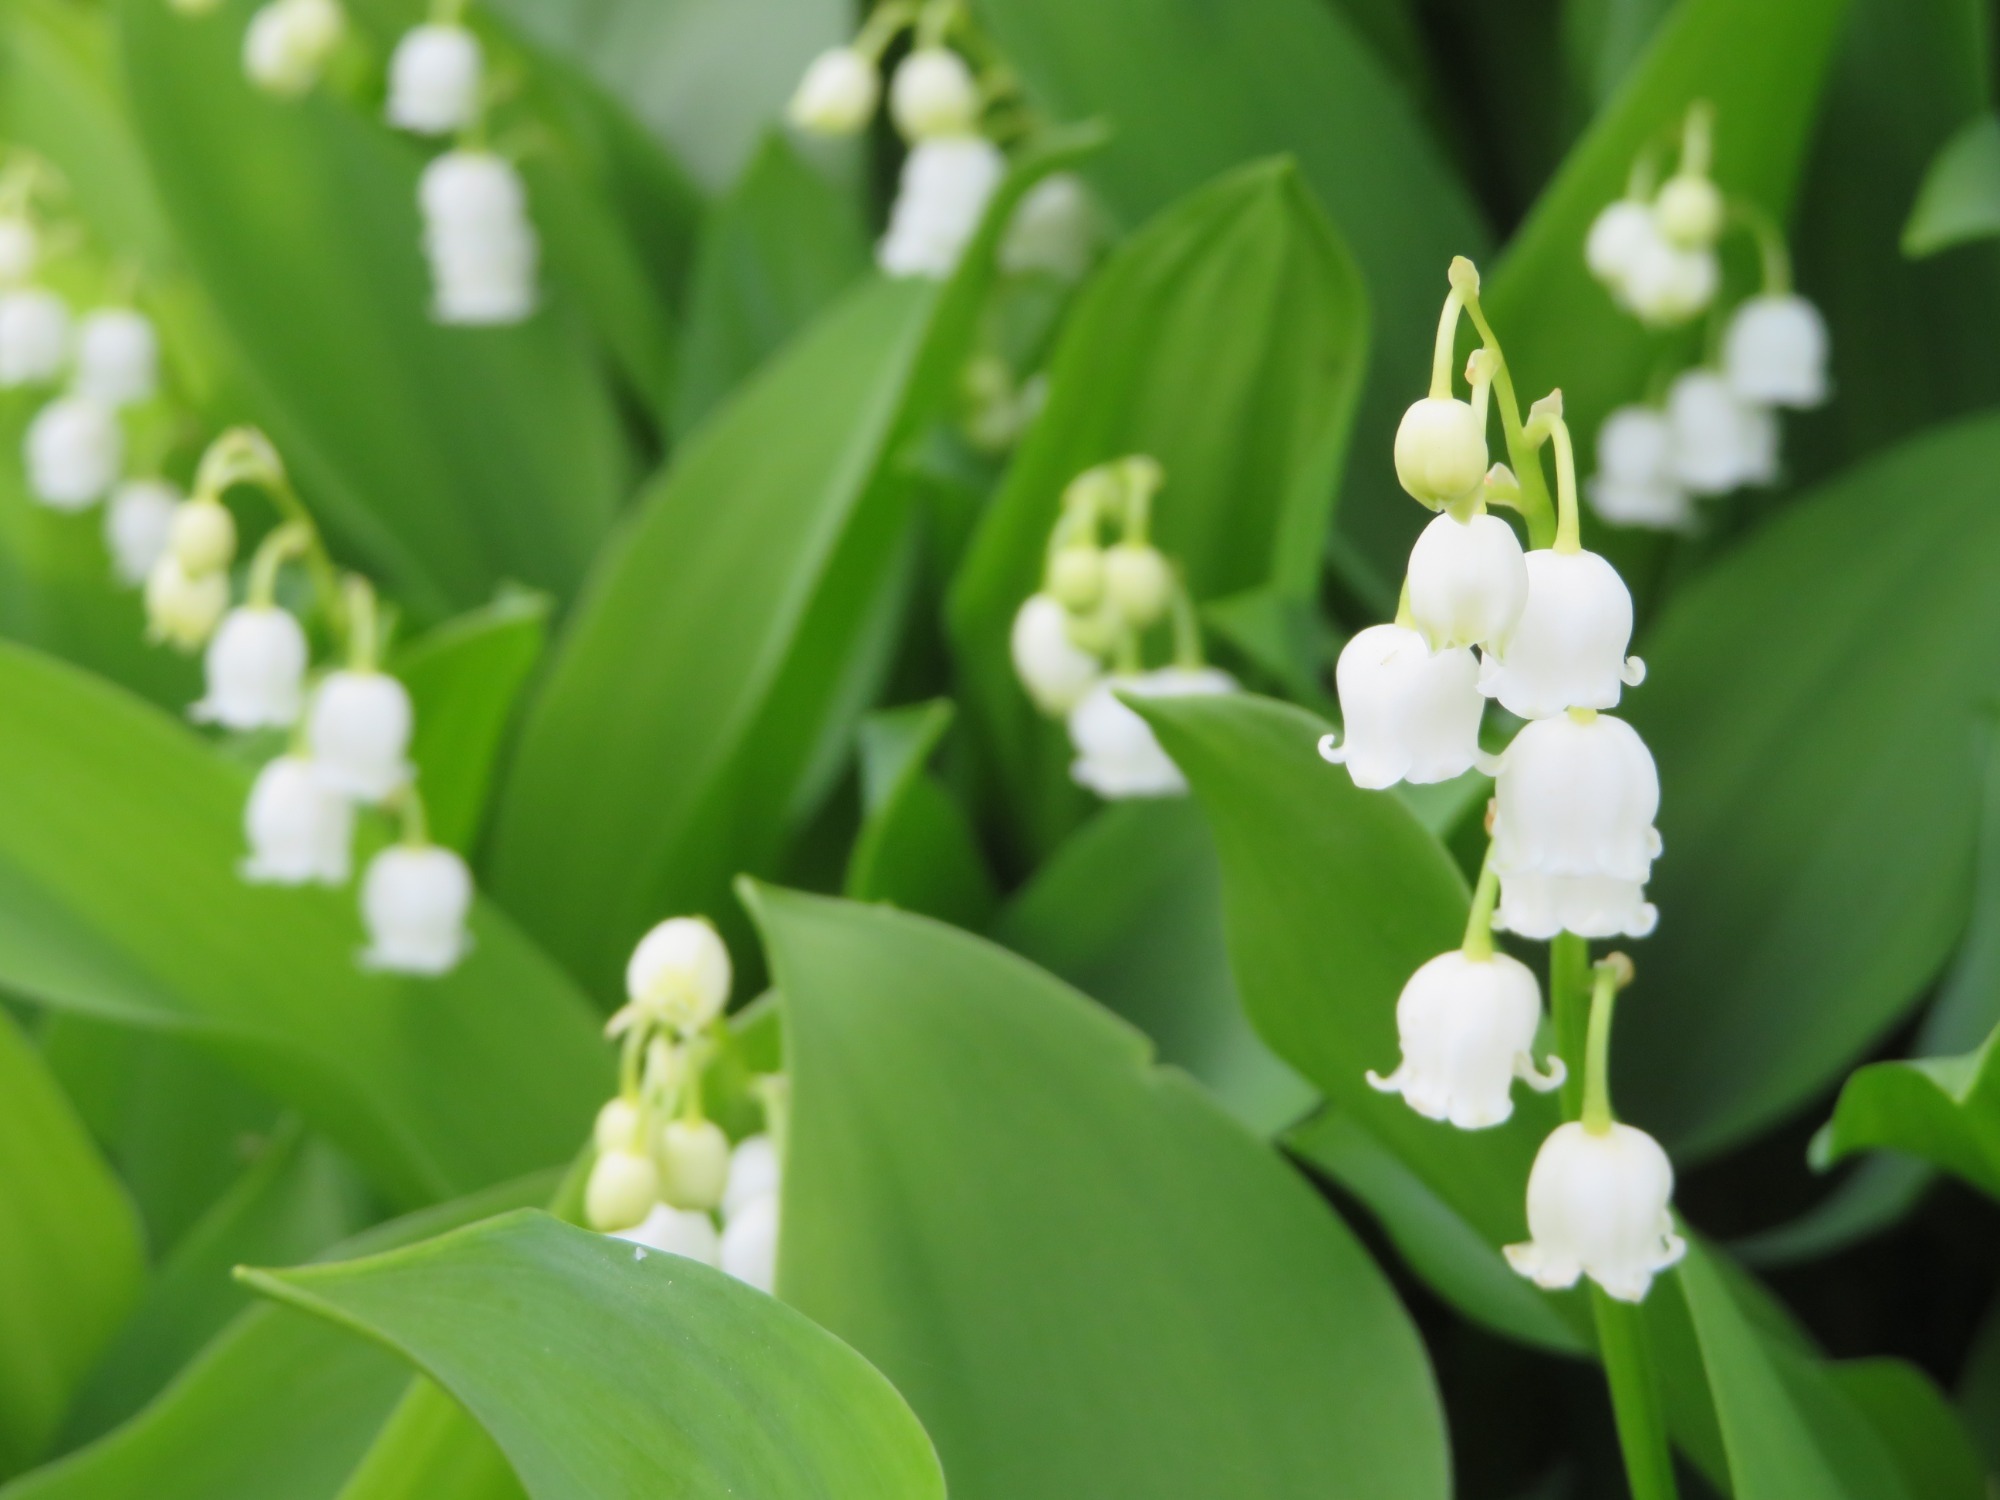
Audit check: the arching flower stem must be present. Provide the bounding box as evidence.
[1447,258,1557,547]
[1460,844,1501,962]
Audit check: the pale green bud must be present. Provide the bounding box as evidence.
[658,1118,731,1212]
[584,1147,658,1232]
[1104,544,1172,627]
[1048,545,1104,610]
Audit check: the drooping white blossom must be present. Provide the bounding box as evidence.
[1666,368,1778,495]
[359,843,474,976]
[877,135,1005,281]
[418,150,538,326]
[306,669,413,802]
[104,478,181,586]
[787,46,880,136]
[584,1147,658,1232]
[615,1203,722,1266]
[1620,233,1718,328]
[1393,397,1488,507]
[719,1190,779,1292]
[889,47,979,140]
[25,395,121,509]
[722,1133,780,1221]
[1010,593,1101,715]
[193,605,309,729]
[75,308,158,408]
[1722,293,1829,409]
[1584,199,1654,287]
[1478,550,1644,720]
[0,218,39,284]
[241,754,354,885]
[1367,950,1564,1130]
[1067,666,1236,800]
[243,0,347,98]
[657,1118,731,1211]
[1406,511,1528,651]
[386,23,482,136]
[1493,872,1658,943]
[625,916,732,1036]
[1505,1121,1686,1302]
[145,557,230,651]
[1322,623,1486,790]
[999,172,1098,281]
[0,287,65,387]
[1586,405,1694,532]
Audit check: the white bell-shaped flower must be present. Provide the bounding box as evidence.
[1322,623,1485,790]
[1406,511,1527,651]
[1584,199,1655,287]
[615,1203,722,1266]
[306,669,413,802]
[75,308,158,408]
[0,218,39,284]
[1367,950,1564,1129]
[722,1133,780,1221]
[105,478,181,586]
[25,395,121,510]
[360,843,474,976]
[1586,405,1694,532]
[1505,1121,1686,1302]
[890,47,979,140]
[1492,711,1660,895]
[386,23,482,136]
[1722,293,1829,409]
[243,0,346,97]
[999,173,1098,281]
[719,1190,779,1292]
[1010,593,1101,715]
[193,606,308,730]
[1666,368,1778,495]
[241,754,353,885]
[1479,550,1644,720]
[418,150,538,325]
[1653,173,1722,248]
[658,1118,731,1211]
[1067,666,1236,800]
[1493,872,1658,942]
[1393,397,1487,507]
[1621,235,1718,327]
[787,46,880,135]
[584,1146,658,1232]
[0,287,68,385]
[145,556,229,651]
[626,916,732,1035]
[877,135,1005,281]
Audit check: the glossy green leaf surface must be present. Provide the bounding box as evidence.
[245,1210,947,1500]
[1619,414,2000,1156]
[118,0,631,620]
[1815,1022,2000,1197]
[1903,113,2000,257]
[749,883,1450,1500]
[1831,1358,1987,1500]
[0,641,607,1207]
[0,1008,144,1476]
[845,701,996,930]
[332,1379,522,1500]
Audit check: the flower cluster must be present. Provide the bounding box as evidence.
[1326,258,1684,1304]
[1583,102,1830,531]
[1009,456,1235,799]
[584,918,783,1293]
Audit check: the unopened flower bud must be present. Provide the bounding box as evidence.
[1406,511,1528,652]
[105,478,181,586]
[306,670,413,802]
[1103,543,1172,627]
[1394,397,1487,506]
[1653,174,1722,248]
[625,916,731,1034]
[878,136,1005,281]
[787,46,879,135]
[1322,624,1485,790]
[386,23,482,136]
[194,605,308,729]
[169,498,237,575]
[1047,546,1103,610]
[145,556,230,651]
[1368,951,1564,1129]
[585,1147,659,1232]
[360,843,474,976]
[243,0,347,97]
[719,1190,779,1291]
[722,1133,781,1221]
[1505,1121,1686,1302]
[0,218,38,284]
[75,308,158,408]
[614,1202,721,1265]
[0,288,67,386]
[241,754,353,885]
[658,1118,731,1211]
[1067,667,1236,800]
[1722,293,1829,409]
[25,396,121,510]
[1478,550,1644,720]
[889,47,979,141]
[1010,593,1101,715]
[594,1096,644,1154]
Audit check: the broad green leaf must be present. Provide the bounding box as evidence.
[1617,415,2000,1157]
[392,592,550,857]
[333,1380,521,1500]
[1814,1023,2000,1197]
[117,0,632,620]
[992,799,1315,1136]
[948,158,1367,856]
[0,1177,553,1500]
[243,1210,948,1500]
[59,1122,371,1449]
[0,641,607,1207]
[845,701,997,931]
[974,0,1486,577]
[747,883,1450,1500]
[1831,1359,1987,1500]
[0,1008,144,1476]
[671,131,869,436]
[1903,113,2000,257]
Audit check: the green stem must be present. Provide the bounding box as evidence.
[396,784,430,848]
[1593,1290,1681,1500]
[1118,455,1163,544]
[1550,932,1591,1120]
[1678,99,1713,178]
[1461,845,1500,961]
[246,523,308,609]
[344,576,379,672]
[1452,267,1557,547]
[1581,960,1622,1133]
[1547,409,1583,554]
[1729,198,1792,296]
[1166,567,1203,670]
[854,0,918,58]
[1428,290,1464,400]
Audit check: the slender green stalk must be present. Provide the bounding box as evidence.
[1592,1289,1680,1500]
[1549,931,1591,1120]
[1547,410,1583,555]
[1461,845,1500,961]
[1449,261,1557,547]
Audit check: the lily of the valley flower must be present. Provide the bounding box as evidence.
[877,135,1005,281]
[1652,172,1723,249]
[787,46,880,135]
[1584,199,1654,287]
[1586,405,1694,532]
[1367,949,1564,1129]
[1406,510,1528,651]
[0,288,68,386]
[1067,666,1235,800]
[1722,293,1829,409]
[658,1117,731,1211]
[194,605,309,729]
[1666,368,1777,495]
[418,150,538,325]
[1478,550,1644,720]
[75,308,158,408]
[145,557,229,650]
[1323,623,1485,790]
[104,478,181,586]
[1620,234,1718,328]
[1010,592,1102,714]
[615,1203,723,1265]
[307,669,413,802]
[1505,1120,1686,1302]
[25,395,121,510]
[241,754,353,885]
[623,916,732,1037]
[386,23,483,136]
[720,1188,779,1292]
[243,0,347,97]
[585,1146,659,1233]
[1393,396,1487,507]
[889,47,980,140]
[359,842,473,975]
[722,1133,780,1220]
